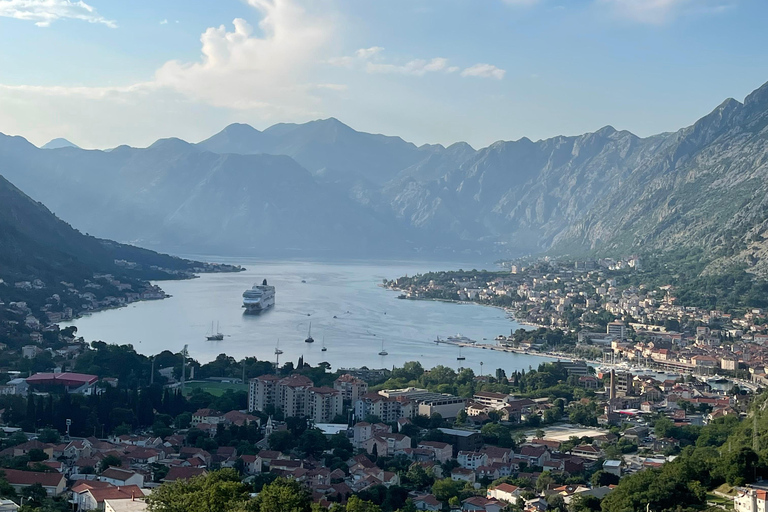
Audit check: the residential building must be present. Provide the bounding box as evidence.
[2,469,66,496]
[307,387,343,423]
[334,374,368,402]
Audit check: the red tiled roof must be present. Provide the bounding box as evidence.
[164,467,207,482]
[1,468,65,487]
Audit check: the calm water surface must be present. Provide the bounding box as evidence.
[65,260,549,373]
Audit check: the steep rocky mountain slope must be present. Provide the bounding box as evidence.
[552,82,768,273]
[0,169,225,309]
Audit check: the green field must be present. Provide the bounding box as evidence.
[182,381,248,396]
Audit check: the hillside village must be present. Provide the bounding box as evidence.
[0,327,759,512]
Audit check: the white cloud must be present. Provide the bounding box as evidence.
[355,46,383,59]
[366,57,450,76]
[332,47,504,80]
[598,0,734,24]
[461,63,506,80]
[153,0,338,112]
[0,0,116,28]
[160,18,168,25]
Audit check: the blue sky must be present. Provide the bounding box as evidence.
[0,0,766,149]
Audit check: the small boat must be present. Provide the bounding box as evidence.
[434,336,442,344]
[321,336,327,352]
[275,339,283,355]
[378,340,388,356]
[457,347,466,361]
[206,321,224,341]
[301,280,306,283]
[305,322,315,343]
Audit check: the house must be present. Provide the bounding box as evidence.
[413,494,441,511]
[1,469,66,496]
[81,485,146,511]
[191,409,225,427]
[99,467,144,488]
[416,441,452,463]
[364,433,411,457]
[104,498,149,512]
[240,454,261,474]
[487,483,522,505]
[603,460,622,477]
[461,496,505,512]
[518,445,551,466]
[735,488,768,512]
[451,468,476,483]
[0,499,18,512]
[457,451,487,470]
[163,467,207,482]
[571,445,604,460]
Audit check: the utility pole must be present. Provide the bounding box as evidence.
[150,356,155,385]
[180,345,188,393]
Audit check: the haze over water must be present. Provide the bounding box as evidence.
[65,260,550,373]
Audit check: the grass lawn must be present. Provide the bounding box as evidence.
[182,381,249,397]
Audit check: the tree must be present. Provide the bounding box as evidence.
[590,470,619,487]
[98,455,122,473]
[431,478,463,503]
[147,469,250,512]
[268,430,296,453]
[253,477,311,512]
[345,496,381,512]
[405,464,434,490]
[21,483,47,505]
[37,428,60,444]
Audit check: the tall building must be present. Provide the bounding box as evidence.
[277,374,314,418]
[334,374,368,402]
[607,321,627,340]
[248,374,279,412]
[249,374,342,424]
[307,387,344,423]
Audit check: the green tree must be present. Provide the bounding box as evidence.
[431,478,463,503]
[253,477,311,512]
[98,454,122,473]
[345,496,382,512]
[147,469,250,512]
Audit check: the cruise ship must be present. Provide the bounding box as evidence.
[243,279,276,313]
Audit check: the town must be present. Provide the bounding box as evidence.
[0,315,763,512]
[386,257,768,385]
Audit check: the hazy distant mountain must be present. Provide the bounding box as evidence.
[41,137,79,149]
[5,80,768,268]
[0,135,421,257]
[197,118,472,186]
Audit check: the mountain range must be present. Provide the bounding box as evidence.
[2,80,768,271]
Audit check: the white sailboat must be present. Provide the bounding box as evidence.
[457,346,466,361]
[206,321,224,341]
[321,336,327,352]
[275,339,283,355]
[378,340,388,356]
[305,322,315,343]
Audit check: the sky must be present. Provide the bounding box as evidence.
[0,0,766,149]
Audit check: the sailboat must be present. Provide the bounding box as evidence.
[321,336,327,352]
[457,346,466,361]
[305,322,315,343]
[206,321,224,341]
[275,339,283,355]
[378,340,388,356]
